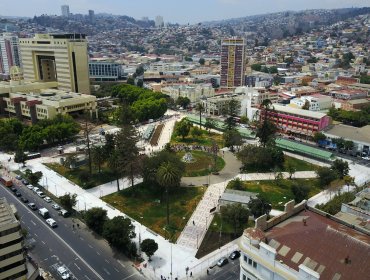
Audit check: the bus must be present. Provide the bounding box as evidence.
[0,176,13,187]
[25,152,41,160]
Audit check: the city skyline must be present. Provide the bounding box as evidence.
[0,0,369,24]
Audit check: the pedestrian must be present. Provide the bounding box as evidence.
[192,220,195,226]
[160,275,163,279]
[207,269,209,275]
[77,223,80,228]
[190,272,192,277]
[72,224,75,229]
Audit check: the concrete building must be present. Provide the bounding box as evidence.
[88,10,95,22]
[155,16,164,28]
[0,197,27,280]
[61,5,70,17]
[289,94,332,111]
[220,38,245,89]
[330,89,367,100]
[235,87,279,107]
[1,89,97,123]
[262,104,331,137]
[89,61,122,81]
[238,201,370,280]
[148,62,185,73]
[161,84,214,103]
[0,33,22,78]
[202,94,243,116]
[219,189,257,208]
[19,34,90,94]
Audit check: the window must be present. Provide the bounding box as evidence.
[253,261,257,268]
[242,275,246,280]
[248,258,252,265]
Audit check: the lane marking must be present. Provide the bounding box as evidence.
[88,244,93,249]
[31,220,36,226]
[74,263,81,270]
[114,268,119,272]
[41,241,46,245]
[96,251,100,256]
[117,260,126,268]
[103,268,111,275]
[105,259,109,264]
[122,273,137,280]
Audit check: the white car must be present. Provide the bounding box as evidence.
[32,187,40,193]
[44,196,52,203]
[46,218,57,228]
[51,203,61,210]
[362,156,370,161]
[27,184,34,190]
[57,265,70,279]
[36,191,46,198]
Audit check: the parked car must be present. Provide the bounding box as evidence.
[32,187,40,193]
[56,265,70,279]
[44,196,52,203]
[15,175,22,180]
[15,191,22,197]
[217,257,229,267]
[27,184,34,190]
[10,187,17,192]
[28,203,37,210]
[21,179,29,185]
[20,197,29,203]
[46,218,57,228]
[36,191,46,198]
[58,209,70,217]
[51,203,61,210]
[229,250,241,260]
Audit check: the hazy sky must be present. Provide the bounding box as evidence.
[1,0,369,23]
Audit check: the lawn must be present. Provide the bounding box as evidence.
[45,162,115,189]
[102,183,205,241]
[177,150,226,177]
[228,179,321,210]
[196,213,254,258]
[171,130,224,147]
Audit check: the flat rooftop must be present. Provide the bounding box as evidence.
[266,210,370,280]
[324,124,370,144]
[273,104,327,119]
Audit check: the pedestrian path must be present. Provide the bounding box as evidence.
[236,171,317,181]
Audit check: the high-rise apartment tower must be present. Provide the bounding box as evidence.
[0,33,22,77]
[61,5,70,17]
[19,34,90,94]
[220,38,245,89]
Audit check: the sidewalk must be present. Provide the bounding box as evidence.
[236,171,317,181]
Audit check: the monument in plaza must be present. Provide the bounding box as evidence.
[182,152,195,163]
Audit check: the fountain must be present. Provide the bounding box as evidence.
[182,152,195,163]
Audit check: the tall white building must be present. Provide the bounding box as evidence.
[0,33,22,77]
[155,16,164,28]
[61,5,70,17]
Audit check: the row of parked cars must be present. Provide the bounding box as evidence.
[13,175,70,228]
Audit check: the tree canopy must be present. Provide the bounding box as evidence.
[140,239,158,260]
[221,203,249,236]
[84,207,108,235]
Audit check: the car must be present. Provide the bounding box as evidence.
[44,196,52,203]
[362,156,370,161]
[46,218,57,228]
[20,197,29,203]
[21,179,29,185]
[56,265,70,279]
[27,184,34,190]
[10,187,17,192]
[28,203,37,210]
[36,191,46,198]
[58,209,70,217]
[217,257,229,267]
[32,187,40,193]
[51,203,61,210]
[15,191,22,197]
[15,175,22,180]
[229,250,241,260]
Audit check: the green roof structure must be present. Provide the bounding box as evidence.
[275,138,335,161]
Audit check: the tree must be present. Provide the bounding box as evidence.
[313,132,326,144]
[248,195,272,218]
[251,64,262,71]
[127,77,135,85]
[137,79,144,88]
[59,193,77,212]
[331,159,349,179]
[195,103,204,129]
[104,134,115,156]
[343,175,355,192]
[156,162,183,227]
[84,207,108,235]
[344,140,354,151]
[108,151,122,192]
[198,58,205,65]
[176,96,190,109]
[240,116,249,125]
[257,99,277,147]
[204,118,216,133]
[91,145,106,173]
[302,100,310,110]
[221,203,249,236]
[175,119,192,140]
[316,167,338,188]
[140,239,158,261]
[14,149,26,166]
[291,184,310,203]
[63,155,77,169]
[103,216,136,257]
[223,129,242,152]
[191,126,202,138]
[26,170,43,185]
[223,99,241,130]
[228,178,244,190]
[286,161,296,179]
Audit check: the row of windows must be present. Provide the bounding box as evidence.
[242,275,252,280]
[0,249,23,261]
[0,237,23,249]
[0,225,20,237]
[0,259,25,273]
[244,255,257,268]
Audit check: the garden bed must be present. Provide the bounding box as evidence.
[150,124,164,146]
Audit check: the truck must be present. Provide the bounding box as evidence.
[0,176,13,187]
[38,208,50,219]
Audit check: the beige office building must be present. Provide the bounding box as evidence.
[19,34,90,94]
[0,198,27,280]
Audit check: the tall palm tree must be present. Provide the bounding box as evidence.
[195,103,204,129]
[156,162,182,227]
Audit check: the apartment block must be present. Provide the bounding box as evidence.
[19,34,90,94]
[89,61,122,81]
[0,198,27,280]
[0,33,22,77]
[220,38,245,89]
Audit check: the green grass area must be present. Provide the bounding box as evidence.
[45,162,115,189]
[177,150,225,177]
[228,179,321,210]
[102,183,205,241]
[171,130,224,147]
[316,191,356,215]
[242,155,318,173]
[196,213,254,258]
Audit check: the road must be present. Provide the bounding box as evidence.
[199,259,240,280]
[0,183,144,280]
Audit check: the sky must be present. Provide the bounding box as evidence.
[1,0,369,23]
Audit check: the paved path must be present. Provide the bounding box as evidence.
[236,171,317,181]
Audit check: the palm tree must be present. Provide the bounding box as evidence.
[195,103,204,129]
[156,162,182,227]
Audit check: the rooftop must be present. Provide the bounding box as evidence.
[324,124,370,144]
[266,210,370,280]
[220,189,257,204]
[272,104,328,119]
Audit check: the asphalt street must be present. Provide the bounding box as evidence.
[0,183,144,280]
[198,258,240,280]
